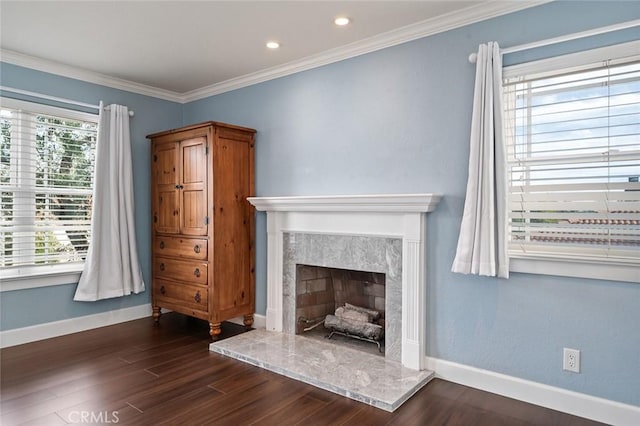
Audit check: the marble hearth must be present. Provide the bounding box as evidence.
[210,194,441,411]
[210,328,434,411]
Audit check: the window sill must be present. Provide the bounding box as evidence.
[0,265,83,292]
[510,256,640,284]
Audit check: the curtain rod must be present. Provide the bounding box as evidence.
[468,18,640,63]
[0,85,134,116]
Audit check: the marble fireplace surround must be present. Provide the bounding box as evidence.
[248,194,441,370]
[283,233,401,360]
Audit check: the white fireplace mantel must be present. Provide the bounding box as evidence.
[248,193,441,213]
[248,193,442,371]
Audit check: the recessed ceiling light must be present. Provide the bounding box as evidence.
[266,41,280,49]
[334,17,350,26]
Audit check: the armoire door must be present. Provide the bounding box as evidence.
[179,137,208,236]
[152,142,180,234]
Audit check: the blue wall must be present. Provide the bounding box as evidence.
[182,1,640,406]
[0,64,182,329]
[0,0,638,407]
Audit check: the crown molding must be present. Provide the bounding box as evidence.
[1,1,549,104]
[0,49,184,103]
[181,0,549,102]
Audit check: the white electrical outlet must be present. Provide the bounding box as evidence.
[563,348,581,373]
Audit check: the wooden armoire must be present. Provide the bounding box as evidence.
[147,122,256,339]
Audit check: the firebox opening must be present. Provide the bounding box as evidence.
[295,264,386,356]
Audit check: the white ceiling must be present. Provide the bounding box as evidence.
[0,1,541,99]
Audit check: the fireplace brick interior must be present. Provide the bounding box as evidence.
[295,264,385,335]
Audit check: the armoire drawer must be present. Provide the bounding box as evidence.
[153,257,208,285]
[154,236,207,260]
[154,279,208,310]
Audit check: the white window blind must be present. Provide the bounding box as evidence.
[503,45,640,267]
[0,98,97,272]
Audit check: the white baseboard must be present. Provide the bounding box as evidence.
[0,303,152,348]
[425,356,640,426]
[226,313,266,329]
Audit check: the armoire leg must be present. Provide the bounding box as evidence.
[210,322,222,340]
[243,314,254,329]
[152,306,161,323]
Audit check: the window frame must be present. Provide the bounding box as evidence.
[0,97,98,292]
[503,40,640,283]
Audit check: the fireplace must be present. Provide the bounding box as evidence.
[295,264,386,355]
[248,193,441,370]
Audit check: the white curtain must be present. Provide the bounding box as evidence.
[74,103,145,301]
[451,42,509,278]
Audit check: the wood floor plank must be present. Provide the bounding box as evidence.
[143,347,219,376]
[126,376,217,413]
[1,350,127,391]
[119,335,202,363]
[0,388,57,415]
[44,359,151,397]
[302,386,344,403]
[141,351,256,391]
[294,396,365,425]
[199,378,312,425]
[16,412,67,426]
[103,404,145,424]
[0,313,604,426]
[127,386,226,426]
[444,404,531,426]
[250,394,326,425]
[385,381,460,425]
[57,403,143,425]
[55,398,134,424]
[207,364,273,394]
[341,403,393,426]
[126,359,249,412]
[124,341,212,372]
[3,369,158,425]
[454,384,603,426]
[1,386,96,425]
[162,376,291,425]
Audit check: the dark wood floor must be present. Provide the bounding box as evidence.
[1,313,601,426]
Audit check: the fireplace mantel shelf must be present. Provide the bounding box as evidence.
[247,193,442,213]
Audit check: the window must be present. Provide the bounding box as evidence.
[503,42,640,283]
[0,98,97,282]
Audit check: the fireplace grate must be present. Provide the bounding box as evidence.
[326,329,383,353]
